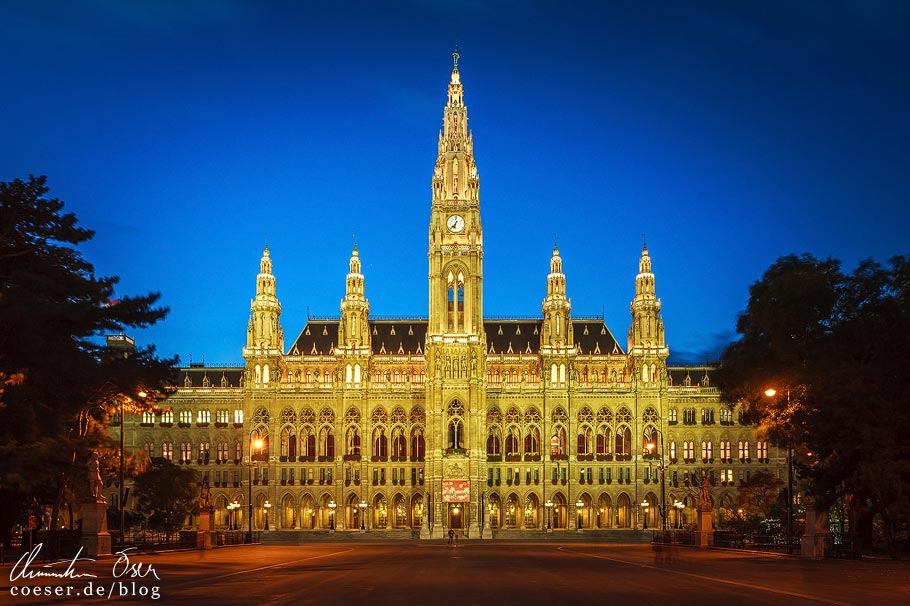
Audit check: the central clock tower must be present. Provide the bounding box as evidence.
[425,51,488,539]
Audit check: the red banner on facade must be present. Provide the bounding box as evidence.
[442,480,470,502]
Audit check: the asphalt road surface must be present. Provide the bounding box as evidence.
[3,542,908,605]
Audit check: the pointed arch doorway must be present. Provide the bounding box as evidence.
[447,502,464,530]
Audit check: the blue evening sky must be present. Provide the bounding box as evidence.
[2,1,907,365]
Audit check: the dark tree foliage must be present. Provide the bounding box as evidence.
[131,460,198,534]
[736,470,785,533]
[0,175,176,548]
[718,253,910,557]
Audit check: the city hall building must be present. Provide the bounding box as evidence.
[123,56,783,538]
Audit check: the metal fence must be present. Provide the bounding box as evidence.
[824,536,859,559]
[651,530,696,545]
[712,532,799,555]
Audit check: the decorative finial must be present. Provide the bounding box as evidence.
[352,232,358,253]
[453,44,459,71]
[642,232,647,252]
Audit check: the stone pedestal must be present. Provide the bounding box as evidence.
[469,519,481,539]
[801,502,829,559]
[481,512,492,539]
[420,507,431,539]
[695,506,713,549]
[197,508,215,549]
[79,500,111,556]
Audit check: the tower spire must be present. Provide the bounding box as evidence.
[541,245,573,349]
[628,243,668,382]
[428,53,483,337]
[339,245,370,350]
[244,245,284,385]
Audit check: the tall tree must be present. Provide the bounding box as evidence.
[131,461,198,534]
[0,175,176,548]
[718,254,910,557]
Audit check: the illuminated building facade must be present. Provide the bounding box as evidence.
[123,55,784,538]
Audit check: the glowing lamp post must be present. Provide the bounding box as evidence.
[247,438,264,543]
[764,388,794,552]
[227,501,239,530]
[645,431,668,532]
[673,500,685,528]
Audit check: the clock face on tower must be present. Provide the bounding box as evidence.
[447,215,465,233]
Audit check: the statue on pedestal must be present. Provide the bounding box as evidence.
[699,475,711,511]
[87,452,105,502]
[199,475,212,510]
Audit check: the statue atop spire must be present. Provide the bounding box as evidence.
[453,46,459,71]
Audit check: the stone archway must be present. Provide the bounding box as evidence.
[524,493,540,529]
[577,493,593,529]
[597,493,613,528]
[300,494,315,529]
[281,493,297,529]
[346,493,363,530]
[504,493,519,529]
[392,493,408,528]
[488,494,501,529]
[410,494,424,530]
[616,493,632,528]
[552,492,567,529]
[214,494,229,528]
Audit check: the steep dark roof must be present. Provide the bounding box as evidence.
[287,318,623,357]
[370,321,427,355]
[287,321,340,356]
[485,320,540,355]
[572,320,624,356]
[667,365,717,387]
[176,366,245,388]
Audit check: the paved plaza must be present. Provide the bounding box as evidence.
[3,542,908,605]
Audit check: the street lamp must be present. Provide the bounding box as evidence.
[359,500,367,530]
[764,388,794,552]
[641,500,650,530]
[227,501,240,530]
[545,499,553,530]
[263,500,271,531]
[575,499,584,530]
[328,500,336,530]
[645,429,668,531]
[118,389,147,547]
[248,437,264,543]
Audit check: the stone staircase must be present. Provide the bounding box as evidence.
[490,529,650,543]
[257,528,648,544]
[259,529,416,544]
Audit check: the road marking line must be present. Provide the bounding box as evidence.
[169,548,355,588]
[558,547,859,606]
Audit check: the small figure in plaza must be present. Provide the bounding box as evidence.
[199,475,212,510]
[699,474,711,510]
[448,528,455,545]
[87,452,105,502]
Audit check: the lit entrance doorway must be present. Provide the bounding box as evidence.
[447,503,464,529]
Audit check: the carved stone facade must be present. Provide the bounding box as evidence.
[121,56,785,537]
